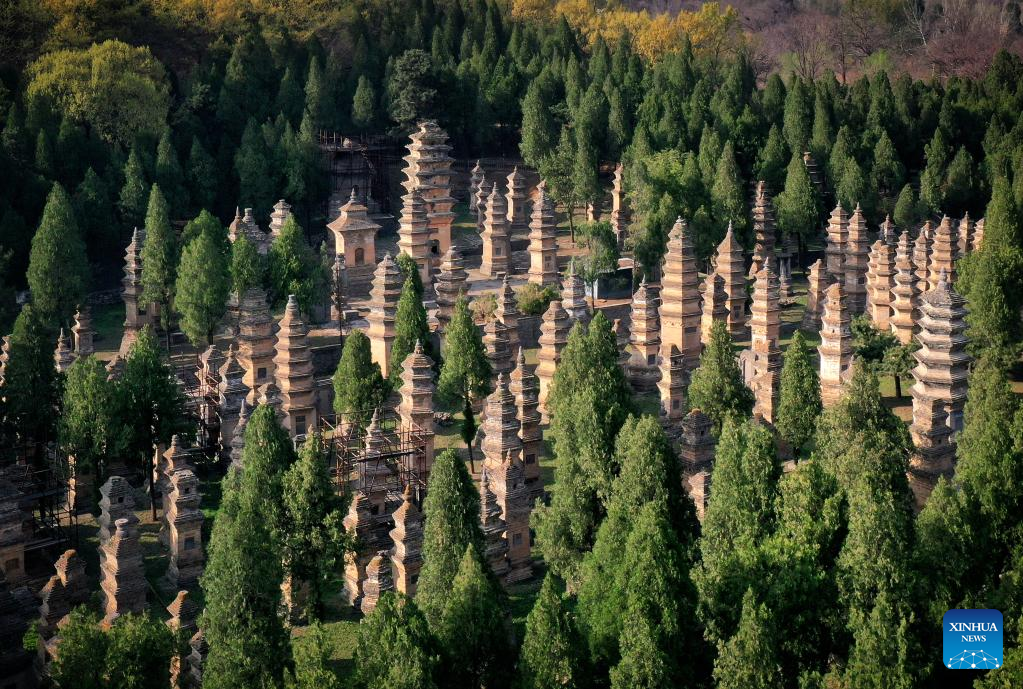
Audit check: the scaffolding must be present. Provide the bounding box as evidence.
[171,352,221,461]
[318,131,398,218]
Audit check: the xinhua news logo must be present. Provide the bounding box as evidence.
[943,609,1003,670]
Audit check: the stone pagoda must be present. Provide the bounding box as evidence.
[230,401,250,469]
[72,306,94,357]
[100,518,147,626]
[97,476,139,547]
[37,549,89,637]
[680,409,716,520]
[803,151,825,193]
[398,341,436,476]
[880,214,898,245]
[626,278,661,391]
[389,486,423,596]
[269,199,292,239]
[913,222,933,294]
[486,450,533,585]
[217,346,248,460]
[700,272,728,346]
[660,217,702,368]
[469,161,484,219]
[402,121,456,264]
[867,239,896,332]
[367,254,403,377]
[817,283,853,408]
[228,208,269,253]
[54,329,74,373]
[537,300,571,421]
[956,213,974,258]
[610,162,628,249]
[360,552,393,616]
[657,344,686,437]
[928,215,957,290]
[164,469,205,589]
[481,374,522,466]
[972,218,985,251]
[396,189,433,285]
[273,295,317,437]
[483,318,514,380]
[475,173,490,229]
[480,184,512,278]
[561,260,589,324]
[327,188,380,297]
[480,470,511,580]
[343,492,380,607]
[909,270,970,508]
[801,259,828,331]
[435,244,468,332]
[527,181,559,286]
[509,349,542,494]
[715,223,748,339]
[749,182,776,277]
[844,204,870,314]
[236,287,275,403]
[495,277,521,353]
[506,167,529,236]
[750,262,782,424]
[825,204,848,283]
[890,230,920,345]
[119,227,152,355]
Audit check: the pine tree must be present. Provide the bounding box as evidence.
[156,129,187,212]
[0,304,60,447]
[755,124,788,193]
[281,431,349,620]
[712,590,781,689]
[518,575,591,689]
[687,321,754,432]
[229,233,263,298]
[186,137,217,213]
[711,140,748,237]
[870,130,905,200]
[390,274,434,386]
[776,330,821,456]
[775,151,818,243]
[58,355,121,487]
[26,183,88,327]
[435,545,510,689]
[140,184,177,342]
[119,145,148,230]
[267,215,325,315]
[332,329,390,426]
[694,417,779,645]
[782,77,812,154]
[355,593,439,689]
[175,225,229,346]
[438,297,492,466]
[892,184,918,231]
[351,75,377,131]
[416,449,484,627]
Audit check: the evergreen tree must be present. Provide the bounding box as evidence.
[58,355,121,488]
[697,124,723,190]
[782,77,812,154]
[181,209,227,250]
[267,215,325,315]
[332,329,390,426]
[26,183,88,327]
[175,225,229,346]
[694,417,779,645]
[186,137,217,212]
[518,575,591,689]
[387,49,438,129]
[919,127,951,215]
[396,253,425,299]
[304,56,331,126]
[49,607,106,689]
[355,593,439,689]
[352,75,377,131]
[983,175,1023,248]
[140,184,177,343]
[870,130,905,200]
[809,91,833,165]
[775,330,821,456]
[838,592,916,689]
[229,233,263,298]
[711,140,747,237]
[235,118,274,213]
[103,613,177,689]
[275,65,304,125]
[119,145,148,230]
[0,304,60,447]
[836,157,871,219]
[34,128,53,177]
[755,124,788,193]
[943,145,975,216]
[892,184,918,231]
[390,274,434,386]
[827,126,853,188]
[281,431,349,620]
[520,75,558,168]
[712,590,781,689]
[74,167,117,268]
[435,545,510,689]
[687,321,754,432]
[775,151,818,244]
[239,403,299,538]
[155,129,187,211]
[437,297,492,467]
[416,449,484,627]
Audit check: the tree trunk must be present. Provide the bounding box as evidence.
[894,374,903,399]
[149,453,158,521]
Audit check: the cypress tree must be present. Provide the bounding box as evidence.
[275,65,304,125]
[942,145,975,216]
[892,184,918,231]
[870,130,905,200]
[782,77,812,154]
[74,167,116,267]
[437,297,492,466]
[34,129,53,178]
[694,417,779,645]
[520,75,558,168]
[711,140,747,237]
[186,137,217,213]
[809,91,833,165]
[827,126,853,188]
[26,183,88,327]
[775,151,818,244]
[839,592,917,689]
[755,124,788,193]
[181,209,227,250]
[267,215,324,315]
[355,593,439,689]
[390,274,434,386]
[697,124,722,188]
[351,75,377,132]
[0,304,59,446]
[687,321,754,433]
[775,330,822,456]
[836,157,871,219]
[332,329,390,426]
[304,56,332,126]
[175,226,229,346]
[416,449,484,627]
[235,118,274,213]
[979,175,1022,248]
[396,252,425,300]
[919,128,950,215]
[518,575,591,689]
[229,233,263,298]
[712,590,782,689]
[119,145,148,230]
[156,129,187,211]
[49,607,107,689]
[761,74,786,125]
[140,184,177,343]
[58,355,120,487]
[104,613,177,689]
